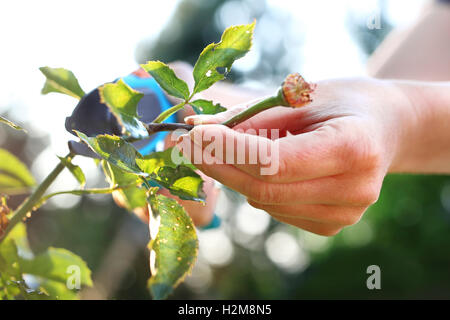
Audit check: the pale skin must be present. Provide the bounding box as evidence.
[178,79,450,236]
[126,2,450,232]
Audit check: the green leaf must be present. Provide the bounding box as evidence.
[75,132,146,176]
[0,116,25,132]
[38,279,79,300]
[192,22,255,94]
[19,247,93,287]
[149,166,205,202]
[98,79,148,139]
[0,237,21,278]
[0,148,35,194]
[102,161,147,211]
[190,99,226,115]
[141,61,190,100]
[147,194,198,300]
[139,147,196,172]
[39,67,85,100]
[58,156,86,187]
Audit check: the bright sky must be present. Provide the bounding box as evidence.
[0,0,426,207]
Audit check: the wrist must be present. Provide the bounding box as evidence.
[389,80,450,173]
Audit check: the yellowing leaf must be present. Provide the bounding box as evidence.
[192,22,255,94]
[75,132,146,176]
[147,194,198,300]
[99,79,147,139]
[141,61,190,100]
[39,67,85,100]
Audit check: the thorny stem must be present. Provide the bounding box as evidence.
[222,90,287,128]
[0,152,74,242]
[145,73,315,134]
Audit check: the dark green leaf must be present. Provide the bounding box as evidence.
[190,99,226,115]
[149,166,205,202]
[0,148,35,194]
[147,194,198,300]
[0,116,25,131]
[19,247,93,287]
[192,22,255,94]
[75,132,146,176]
[58,156,85,187]
[39,67,85,99]
[141,61,190,100]
[99,79,148,139]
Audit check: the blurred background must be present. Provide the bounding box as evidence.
[3,0,450,299]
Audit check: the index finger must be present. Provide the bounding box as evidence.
[185,123,349,183]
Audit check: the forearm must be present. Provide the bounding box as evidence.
[390,81,450,173]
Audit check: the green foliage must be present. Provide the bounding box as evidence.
[147,194,198,300]
[78,134,205,205]
[141,61,190,100]
[99,79,148,139]
[4,22,257,300]
[39,67,85,100]
[75,131,146,176]
[0,223,92,300]
[0,148,35,194]
[190,99,226,115]
[192,22,255,94]
[19,247,93,287]
[102,161,147,211]
[58,156,86,187]
[0,116,25,131]
[150,166,205,202]
[142,147,196,171]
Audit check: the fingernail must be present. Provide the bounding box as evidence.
[177,133,189,144]
[184,115,199,124]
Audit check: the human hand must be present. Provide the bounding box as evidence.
[178,78,414,235]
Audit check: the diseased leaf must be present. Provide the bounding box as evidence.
[19,247,93,287]
[58,156,86,187]
[192,22,255,94]
[75,131,146,176]
[0,148,35,194]
[141,61,190,100]
[147,194,198,300]
[190,99,226,115]
[98,79,147,139]
[149,166,205,202]
[39,67,85,100]
[0,116,25,132]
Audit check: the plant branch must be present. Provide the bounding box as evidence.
[0,152,74,242]
[144,122,194,134]
[33,183,136,211]
[222,92,286,128]
[152,101,187,124]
